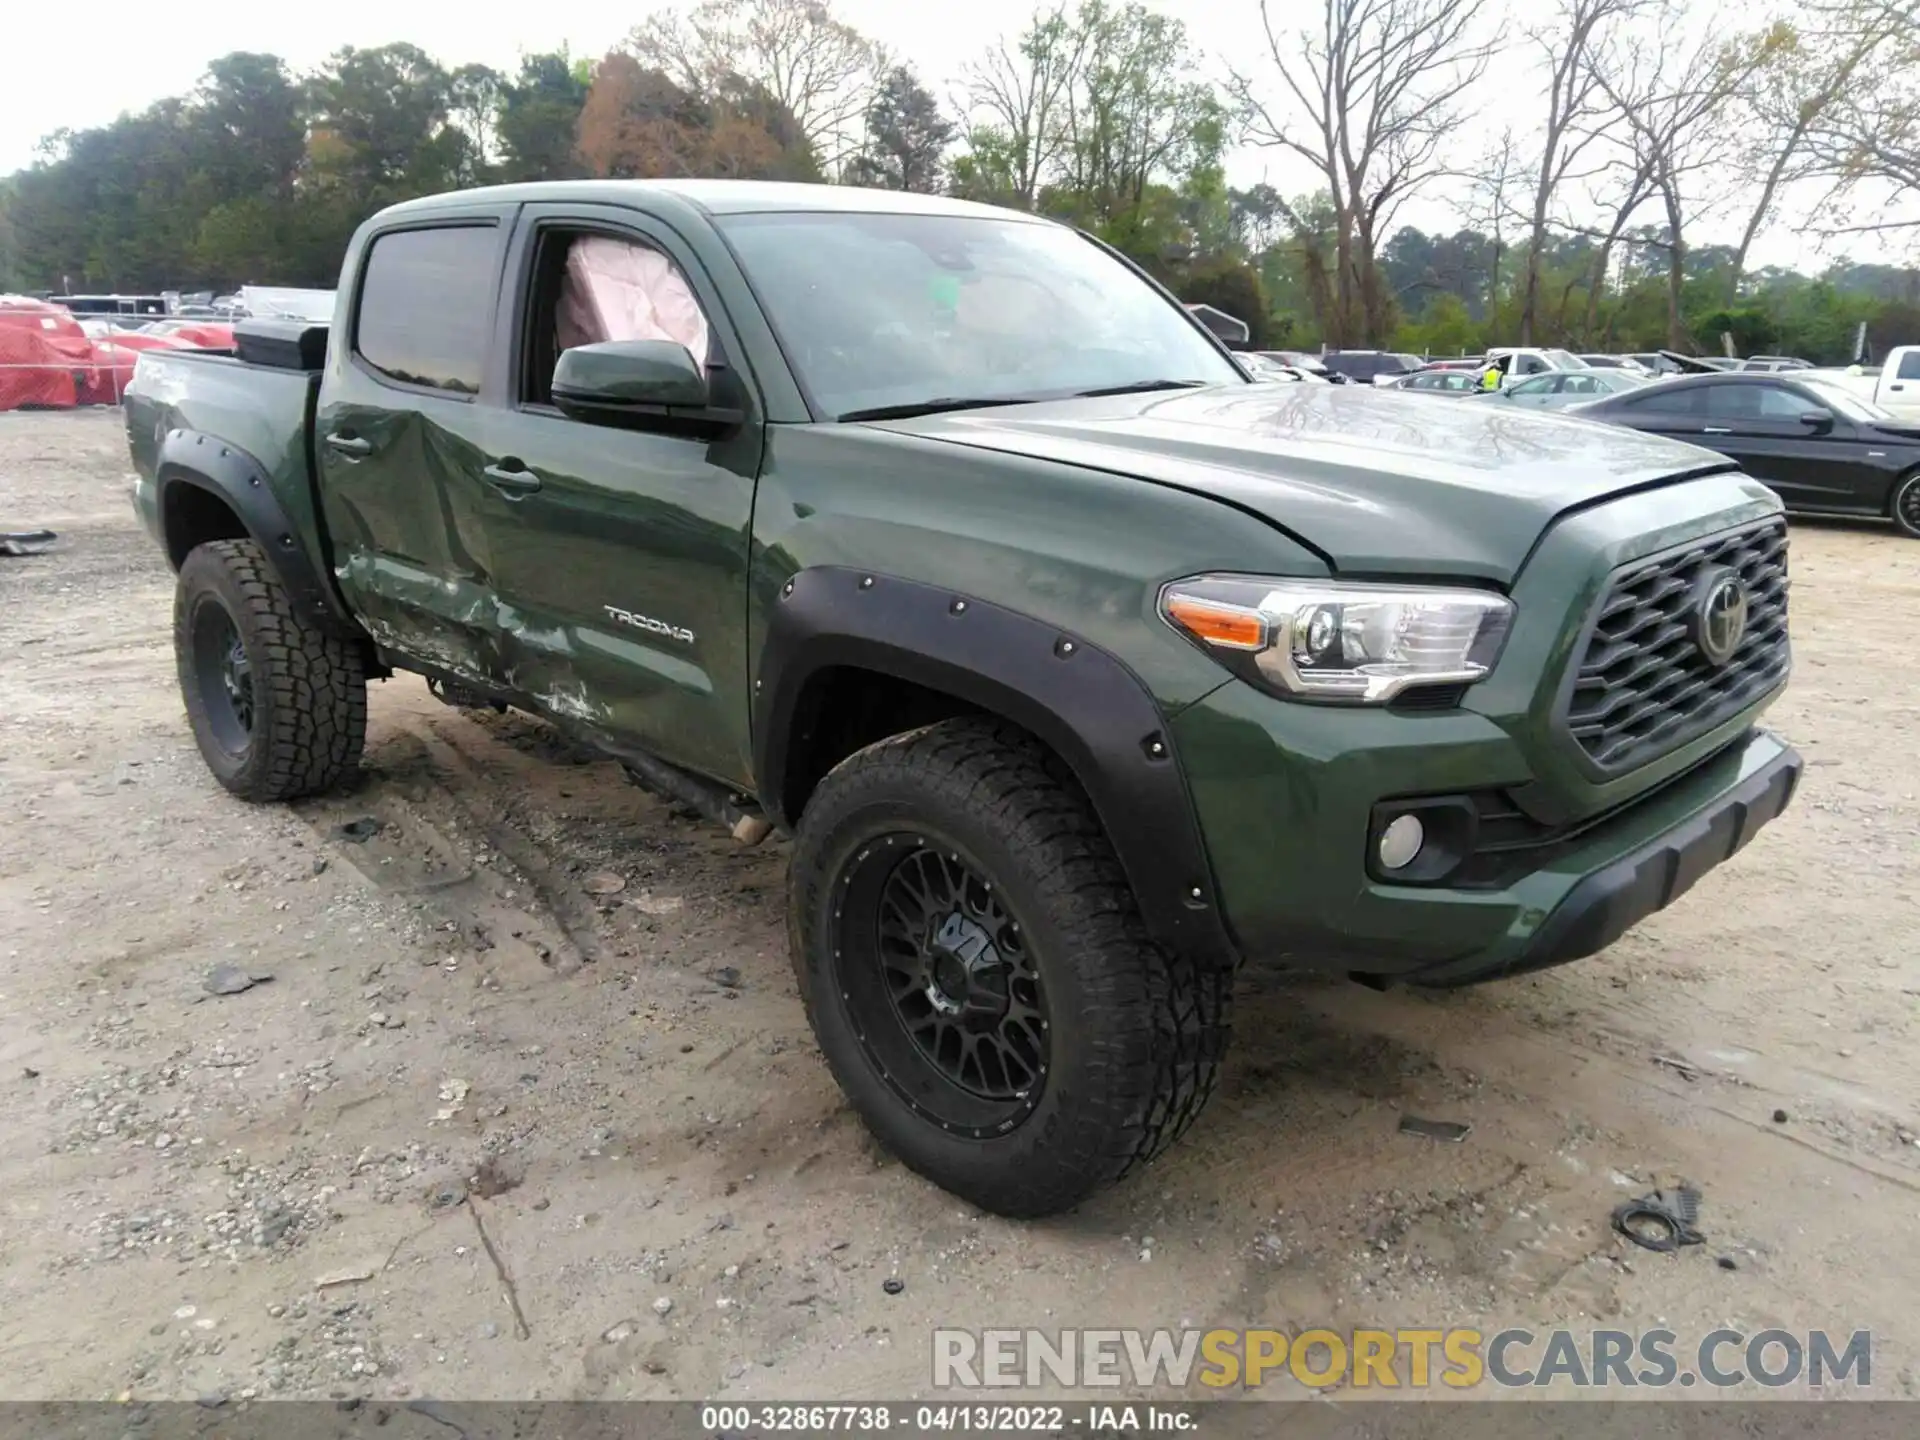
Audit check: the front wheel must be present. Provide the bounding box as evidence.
[1892,471,1920,540]
[174,538,367,801]
[787,717,1233,1218]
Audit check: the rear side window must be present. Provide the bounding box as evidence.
[1619,384,1703,416]
[1898,352,1920,380]
[355,225,497,395]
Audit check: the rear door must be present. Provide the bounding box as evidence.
[1604,381,1707,442]
[316,211,514,685]
[472,202,765,786]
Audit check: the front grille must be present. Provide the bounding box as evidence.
[1563,518,1789,773]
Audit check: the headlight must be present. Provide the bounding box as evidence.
[1159,576,1514,705]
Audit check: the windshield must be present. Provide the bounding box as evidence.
[714,211,1244,419]
[1546,348,1588,369]
[1801,375,1894,423]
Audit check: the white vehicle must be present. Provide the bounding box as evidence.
[1485,346,1591,380]
[1812,346,1920,419]
[1239,352,1329,383]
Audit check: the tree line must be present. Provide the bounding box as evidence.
[1,0,1917,361]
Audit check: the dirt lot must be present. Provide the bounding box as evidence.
[2,406,1919,1405]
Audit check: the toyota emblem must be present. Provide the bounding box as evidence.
[1692,569,1748,666]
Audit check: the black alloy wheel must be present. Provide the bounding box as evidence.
[188,598,256,755]
[831,835,1050,1137]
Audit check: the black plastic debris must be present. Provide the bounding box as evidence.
[1611,1185,1705,1252]
[0,530,57,556]
[1398,1115,1471,1143]
[335,817,384,842]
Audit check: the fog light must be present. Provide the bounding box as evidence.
[1377,814,1425,871]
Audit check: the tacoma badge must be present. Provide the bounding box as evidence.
[604,606,695,644]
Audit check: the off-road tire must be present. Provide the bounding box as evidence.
[1893,471,1920,540]
[788,716,1233,1218]
[174,538,366,802]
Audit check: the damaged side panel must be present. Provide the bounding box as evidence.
[318,401,507,688]
[473,407,761,789]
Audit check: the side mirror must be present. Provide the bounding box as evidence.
[1798,408,1833,430]
[551,340,741,436]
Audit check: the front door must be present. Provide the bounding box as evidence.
[315,214,514,686]
[473,204,764,787]
[1700,381,1865,512]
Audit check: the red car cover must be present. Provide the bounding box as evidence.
[165,322,236,350]
[0,301,91,410]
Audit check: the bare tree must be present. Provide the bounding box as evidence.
[1513,0,1642,343]
[1575,152,1659,342]
[1228,0,1499,346]
[628,0,887,174]
[1725,2,1907,294]
[957,5,1084,209]
[1460,128,1523,324]
[1594,8,1779,347]
[1802,0,1920,240]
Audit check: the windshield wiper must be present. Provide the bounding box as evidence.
[1071,378,1210,398]
[837,396,1042,422]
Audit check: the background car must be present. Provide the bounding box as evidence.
[1580,353,1655,374]
[1239,352,1326,383]
[1738,356,1813,372]
[1388,368,1483,395]
[1259,350,1349,382]
[1321,350,1423,385]
[1472,368,1650,409]
[1485,345,1590,380]
[1569,371,1920,537]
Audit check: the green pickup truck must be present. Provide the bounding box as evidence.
[126,181,1799,1218]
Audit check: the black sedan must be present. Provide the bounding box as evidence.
[1569,372,1920,538]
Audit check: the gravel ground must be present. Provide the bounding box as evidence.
[2,407,1918,1406]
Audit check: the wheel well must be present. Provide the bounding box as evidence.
[778,666,985,823]
[162,479,249,569]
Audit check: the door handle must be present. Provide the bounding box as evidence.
[1702,426,1732,434]
[1891,383,1906,392]
[325,432,372,456]
[482,461,542,495]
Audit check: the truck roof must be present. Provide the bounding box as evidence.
[373,180,1046,224]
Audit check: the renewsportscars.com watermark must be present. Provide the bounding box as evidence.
[932,1327,1873,1392]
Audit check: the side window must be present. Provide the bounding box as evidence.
[1561,374,1599,395]
[1755,385,1817,419]
[1897,351,1920,380]
[355,225,497,395]
[1705,384,1804,420]
[1518,355,1547,375]
[1622,385,1703,417]
[520,229,713,406]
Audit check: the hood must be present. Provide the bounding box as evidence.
[874,385,1734,582]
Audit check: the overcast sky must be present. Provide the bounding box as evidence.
[3,0,1912,272]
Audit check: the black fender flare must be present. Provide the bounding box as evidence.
[754,566,1239,970]
[156,429,359,638]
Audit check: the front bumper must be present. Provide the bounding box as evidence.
[1171,676,1800,984]
[1409,735,1799,985]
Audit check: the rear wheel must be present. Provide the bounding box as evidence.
[174,538,366,801]
[788,717,1233,1218]
[1893,471,1920,540]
